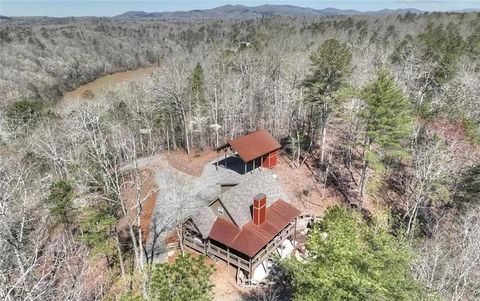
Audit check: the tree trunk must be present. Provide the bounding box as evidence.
[320,123,327,164]
[296,130,301,168]
[214,88,219,148]
[359,136,370,209]
[177,225,185,255]
[166,129,170,154]
[169,117,177,150]
[406,202,419,238]
[118,198,142,272]
[184,114,190,154]
[319,103,329,165]
[114,229,127,282]
[307,104,314,140]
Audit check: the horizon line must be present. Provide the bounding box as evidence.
[1,2,479,18]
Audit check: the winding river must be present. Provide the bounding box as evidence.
[63,67,156,100]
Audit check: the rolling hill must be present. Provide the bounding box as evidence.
[115,4,424,19]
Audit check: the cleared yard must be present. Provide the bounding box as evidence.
[166,149,220,177]
[274,155,343,217]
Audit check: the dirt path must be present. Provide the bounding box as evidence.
[63,67,156,100]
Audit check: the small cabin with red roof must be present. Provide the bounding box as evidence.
[216,130,281,172]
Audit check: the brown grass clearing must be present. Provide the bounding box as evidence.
[275,155,343,217]
[166,149,219,177]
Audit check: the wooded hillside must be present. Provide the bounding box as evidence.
[1,12,479,300]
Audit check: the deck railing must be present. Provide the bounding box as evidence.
[251,221,295,269]
[184,218,305,274]
[183,235,250,271]
[184,236,205,253]
[207,243,250,271]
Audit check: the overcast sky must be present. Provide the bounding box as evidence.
[1,0,479,17]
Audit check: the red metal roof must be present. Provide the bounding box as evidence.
[226,130,281,163]
[208,199,300,257]
[208,218,240,246]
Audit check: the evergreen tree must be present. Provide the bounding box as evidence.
[184,62,207,152]
[303,39,352,163]
[283,206,422,301]
[419,23,466,84]
[45,180,76,225]
[455,164,480,205]
[78,205,115,253]
[5,100,43,133]
[149,253,214,301]
[188,62,207,126]
[78,204,121,274]
[359,70,413,208]
[189,62,206,106]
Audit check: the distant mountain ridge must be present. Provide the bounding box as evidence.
[115,4,426,19]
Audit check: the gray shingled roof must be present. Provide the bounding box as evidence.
[191,205,217,238]
[220,171,288,228]
[191,170,289,238]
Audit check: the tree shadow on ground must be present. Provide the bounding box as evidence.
[145,214,170,263]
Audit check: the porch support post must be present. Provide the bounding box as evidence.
[225,150,227,168]
[227,247,230,267]
[253,159,255,171]
[204,239,209,255]
[249,258,253,280]
[293,218,297,255]
[244,162,247,174]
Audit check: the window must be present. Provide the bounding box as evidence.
[218,207,225,215]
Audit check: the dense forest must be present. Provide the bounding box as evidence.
[1,11,480,300]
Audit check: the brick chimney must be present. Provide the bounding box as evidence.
[253,193,267,225]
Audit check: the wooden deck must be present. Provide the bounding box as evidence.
[184,235,251,271]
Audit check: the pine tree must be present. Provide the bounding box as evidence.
[149,253,214,301]
[78,205,115,253]
[189,62,206,106]
[359,69,413,208]
[283,206,422,300]
[45,180,76,225]
[303,39,352,164]
[78,204,125,277]
[186,62,207,151]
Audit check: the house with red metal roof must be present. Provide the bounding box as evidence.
[183,130,301,284]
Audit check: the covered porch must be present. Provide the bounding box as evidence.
[183,218,298,283]
[214,153,263,175]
